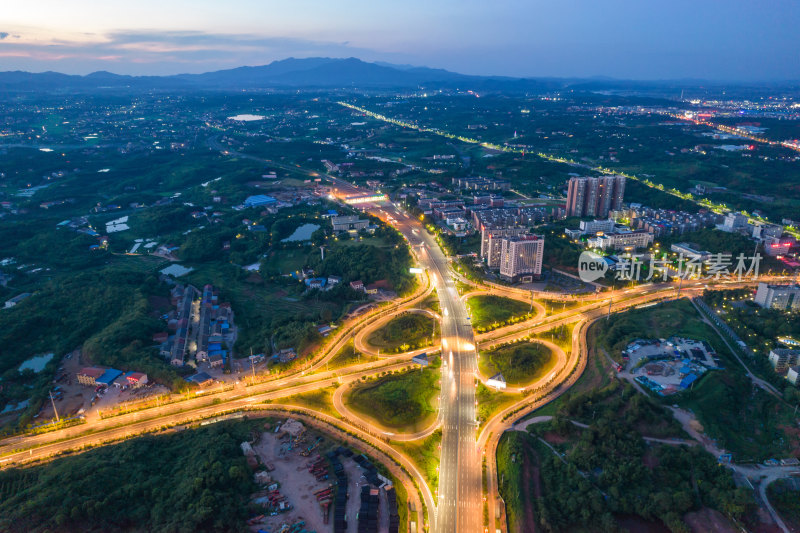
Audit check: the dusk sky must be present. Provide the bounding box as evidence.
[2,0,798,80]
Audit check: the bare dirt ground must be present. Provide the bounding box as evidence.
[38,350,90,421]
[251,430,333,533]
[683,508,739,533]
[36,349,169,421]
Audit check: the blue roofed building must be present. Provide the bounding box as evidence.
[244,195,277,208]
[680,373,699,389]
[96,368,123,387]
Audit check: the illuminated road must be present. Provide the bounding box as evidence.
[325,175,482,532]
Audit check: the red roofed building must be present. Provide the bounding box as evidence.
[126,372,148,388]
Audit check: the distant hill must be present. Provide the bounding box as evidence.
[0,57,555,93]
[1,57,794,94]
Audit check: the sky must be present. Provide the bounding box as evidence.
[1,0,798,80]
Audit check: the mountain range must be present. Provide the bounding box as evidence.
[0,57,502,92]
[1,57,796,94]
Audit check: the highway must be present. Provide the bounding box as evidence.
[325,175,483,532]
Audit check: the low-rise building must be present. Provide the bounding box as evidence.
[331,215,369,232]
[486,373,507,390]
[4,293,31,308]
[243,195,277,208]
[763,237,795,257]
[579,218,616,235]
[96,368,123,388]
[721,212,749,232]
[670,243,712,261]
[752,222,784,241]
[187,372,214,387]
[77,367,105,386]
[586,230,653,251]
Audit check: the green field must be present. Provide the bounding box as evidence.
[281,384,340,419]
[478,341,556,386]
[467,295,532,332]
[328,341,375,370]
[476,382,523,429]
[346,360,440,432]
[366,312,438,353]
[524,322,616,420]
[396,429,442,493]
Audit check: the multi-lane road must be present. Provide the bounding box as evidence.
[327,178,483,533]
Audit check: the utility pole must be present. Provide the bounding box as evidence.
[49,390,60,424]
[607,298,612,320]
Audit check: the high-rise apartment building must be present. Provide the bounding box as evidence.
[480,225,528,268]
[499,234,545,282]
[754,283,800,311]
[566,175,626,218]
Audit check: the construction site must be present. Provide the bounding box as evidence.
[242,418,402,533]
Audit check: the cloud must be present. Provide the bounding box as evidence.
[0,28,391,74]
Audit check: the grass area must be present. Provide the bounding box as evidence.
[268,248,313,275]
[396,429,442,493]
[336,235,392,248]
[478,341,556,386]
[538,298,582,315]
[476,382,523,429]
[281,384,340,419]
[327,341,376,370]
[522,322,614,420]
[420,292,440,314]
[467,294,533,332]
[346,359,441,432]
[366,312,438,353]
[535,323,574,356]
